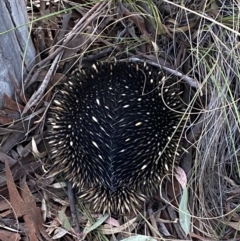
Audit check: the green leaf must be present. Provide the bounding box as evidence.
[121,235,157,241]
[179,187,191,235]
[85,213,109,234]
[58,210,71,231]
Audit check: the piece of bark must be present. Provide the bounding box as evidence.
[0,0,35,108]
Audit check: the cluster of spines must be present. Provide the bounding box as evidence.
[48,61,186,214]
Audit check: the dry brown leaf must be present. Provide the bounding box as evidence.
[0,114,14,125]
[3,94,24,112]
[5,161,25,217]
[0,199,11,212]
[5,162,38,241]
[0,230,21,240]
[5,162,50,241]
[100,217,137,235]
[20,176,51,241]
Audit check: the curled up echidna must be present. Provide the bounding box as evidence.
[48,62,185,214]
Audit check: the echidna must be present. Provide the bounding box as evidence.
[48,62,185,214]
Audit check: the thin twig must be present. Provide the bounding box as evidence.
[22,53,62,115]
[129,57,199,88]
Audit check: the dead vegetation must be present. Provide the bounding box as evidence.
[0,0,240,240]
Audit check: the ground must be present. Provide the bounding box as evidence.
[0,0,240,240]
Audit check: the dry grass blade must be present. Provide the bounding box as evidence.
[0,0,239,240]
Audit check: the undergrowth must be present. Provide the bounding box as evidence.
[0,0,239,240]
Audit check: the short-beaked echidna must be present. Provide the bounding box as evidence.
[48,62,185,214]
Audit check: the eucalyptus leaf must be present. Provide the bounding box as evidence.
[121,235,157,241]
[179,187,191,235]
[85,213,109,234]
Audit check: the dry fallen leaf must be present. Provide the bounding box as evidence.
[101,217,138,235]
[3,93,24,112]
[0,230,21,241]
[5,161,51,241]
[175,166,187,188]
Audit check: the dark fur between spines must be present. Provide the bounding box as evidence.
[48,62,186,214]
